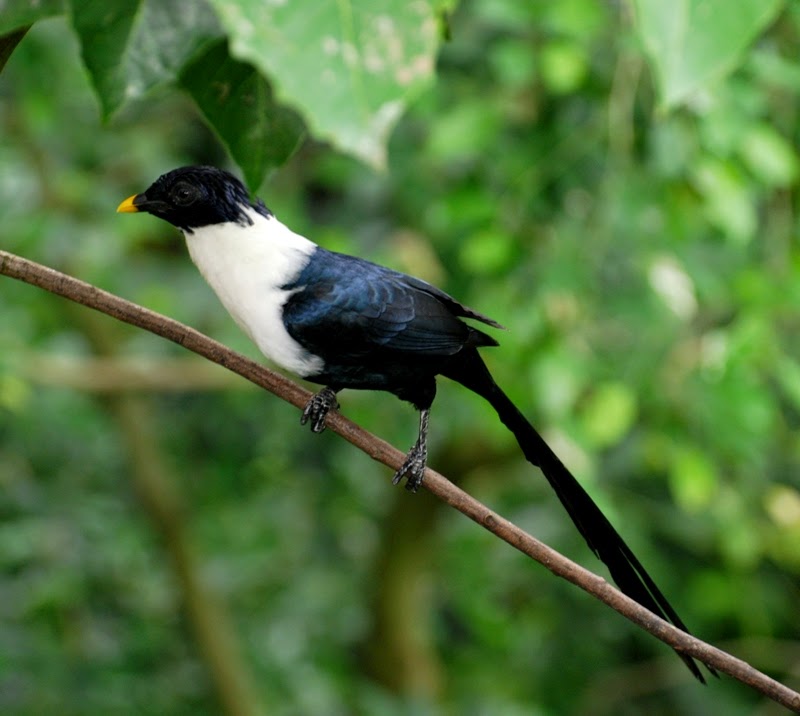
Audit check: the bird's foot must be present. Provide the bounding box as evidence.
[392,441,428,493]
[300,387,339,433]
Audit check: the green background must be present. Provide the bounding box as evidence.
[1,0,799,714]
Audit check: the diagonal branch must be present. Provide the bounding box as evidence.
[1,248,798,713]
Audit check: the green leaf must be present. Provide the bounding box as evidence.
[539,40,587,94]
[580,382,637,448]
[774,352,800,413]
[691,156,756,243]
[207,0,440,169]
[764,484,800,529]
[738,124,799,187]
[180,40,305,190]
[669,445,719,512]
[0,0,64,34]
[0,26,27,74]
[633,0,783,108]
[0,372,30,411]
[68,0,221,118]
[458,229,515,275]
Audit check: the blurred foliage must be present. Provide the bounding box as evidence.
[0,0,442,182]
[1,1,800,715]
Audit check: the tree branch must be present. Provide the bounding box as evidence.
[2,248,798,713]
[20,353,248,392]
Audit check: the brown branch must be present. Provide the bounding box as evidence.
[2,248,799,713]
[21,353,248,392]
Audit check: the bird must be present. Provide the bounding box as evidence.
[117,165,711,681]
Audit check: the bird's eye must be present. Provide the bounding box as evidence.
[172,183,199,206]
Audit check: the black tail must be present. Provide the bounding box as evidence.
[443,347,712,682]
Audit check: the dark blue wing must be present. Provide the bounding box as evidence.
[281,248,500,362]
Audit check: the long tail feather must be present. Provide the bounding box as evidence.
[443,348,713,681]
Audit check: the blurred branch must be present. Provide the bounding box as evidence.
[607,41,642,163]
[362,488,443,697]
[21,353,250,392]
[2,248,800,713]
[73,307,265,716]
[581,636,800,716]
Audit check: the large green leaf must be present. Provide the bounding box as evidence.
[633,0,784,108]
[68,0,221,118]
[207,0,440,169]
[0,0,64,33]
[180,40,305,189]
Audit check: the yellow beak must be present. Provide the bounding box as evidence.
[116,194,140,213]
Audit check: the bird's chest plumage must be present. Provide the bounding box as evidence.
[183,212,324,377]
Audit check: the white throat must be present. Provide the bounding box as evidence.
[183,207,323,377]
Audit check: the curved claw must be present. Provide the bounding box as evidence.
[301,387,339,433]
[392,442,428,492]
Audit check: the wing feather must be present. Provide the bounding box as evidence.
[281,249,499,361]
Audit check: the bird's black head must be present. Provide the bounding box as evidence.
[117,166,271,232]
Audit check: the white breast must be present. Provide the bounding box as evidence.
[183,208,324,377]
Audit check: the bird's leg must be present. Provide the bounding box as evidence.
[300,386,339,433]
[392,408,430,493]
